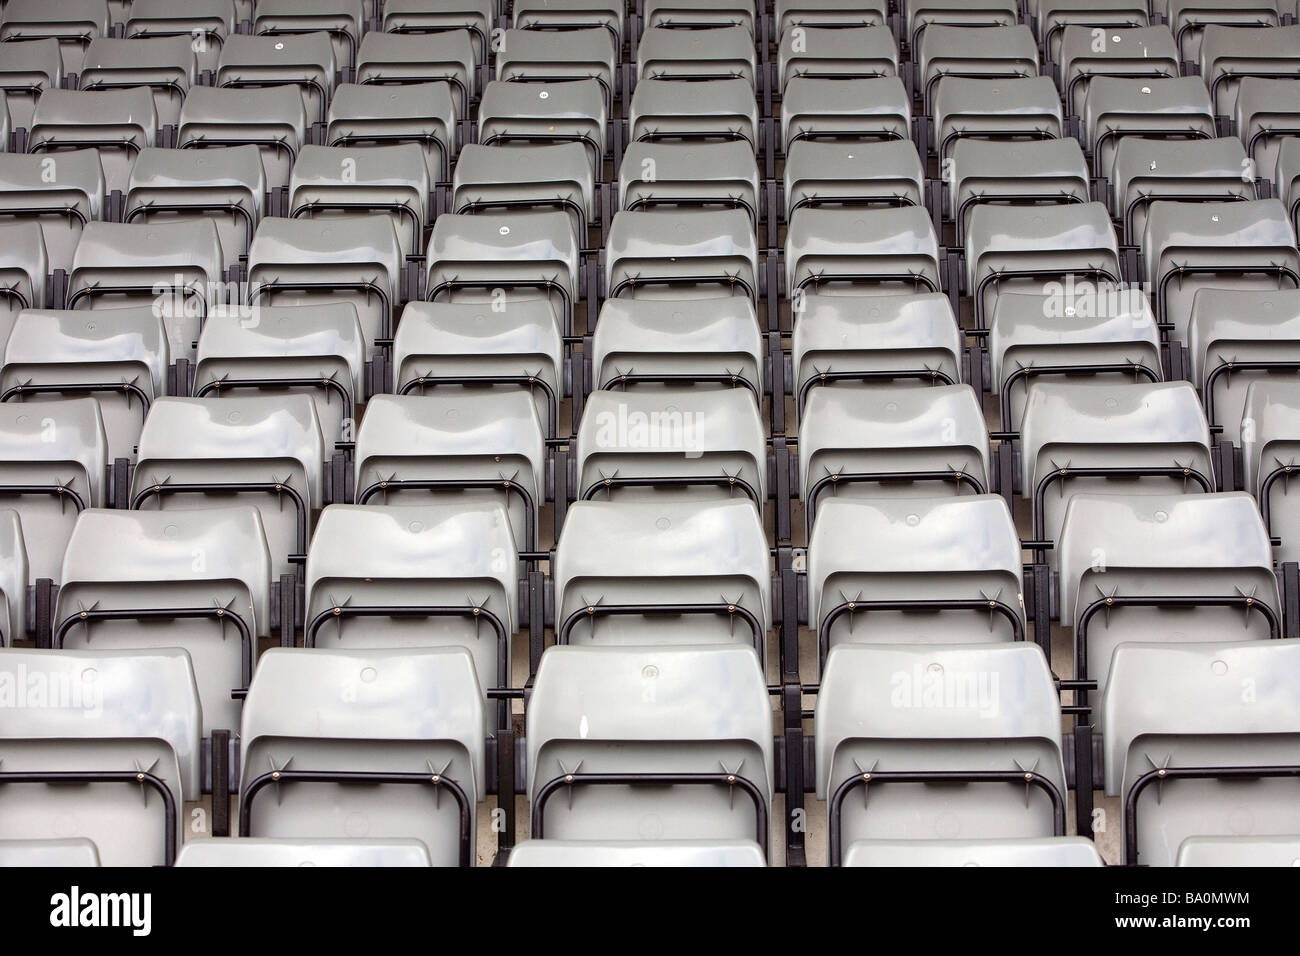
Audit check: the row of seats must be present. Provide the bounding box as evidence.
[3,0,1299,868]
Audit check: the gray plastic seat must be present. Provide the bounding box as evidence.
[178,85,309,192]
[1175,835,1300,866]
[799,383,990,533]
[247,214,402,355]
[948,138,1090,243]
[453,143,596,244]
[527,644,773,852]
[176,837,434,867]
[807,495,1025,674]
[618,141,760,229]
[0,647,201,866]
[28,88,158,195]
[1059,492,1278,708]
[1142,198,1300,343]
[56,506,272,735]
[1036,0,1150,65]
[606,208,758,302]
[478,79,607,178]
[497,28,616,112]
[553,499,770,657]
[906,0,1018,51]
[326,82,458,186]
[843,837,1104,867]
[786,205,940,300]
[393,299,563,438]
[918,25,1039,115]
[215,32,337,126]
[965,202,1120,331]
[290,143,431,261]
[193,302,364,446]
[1059,25,1180,120]
[629,77,758,150]
[816,642,1066,865]
[989,290,1161,435]
[576,388,766,505]
[1199,25,1300,118]
[355,30,478,118]
[132,395,325,577]
[785,140,925,218]
[1282,137,1300,238]
[933,76,1062,165]
[643,0,756,33]
[252,0,365,71]
[1,307,168,463]
[1109,137,1253,244]
[0,220,47,336]
[0,509,27,646]
[792,292,961,418]
[0,38,63,131]
[76,36,197,129]
[1188,288,1300,445]
[1235,77,1300,181]
[775,0,887,37]
[353,392,545,552]
[637,25,756,86]
[386,0,495,65]
[0,839,101,866]
[1083,76,1215,177]
[1103,639,1300,866]
[591,296,764,399]
[1018,380,1213,564]
[1241,379,1300,563]
[304,502,518,720]
[0,149,103,274]
[68,219,224,361]
[125,145,266,267]
[239,646,485,867]
[1162,0,1281,61]
[781,77,910,150]
[512,0,626,48]
[0,0,108,60]
[0,398,106,581]
[425,210,578,334]
[125,0,238,75]
[778,25,897,93]
[507,839,767,866]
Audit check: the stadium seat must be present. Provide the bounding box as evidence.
[125,0,237,75]
[75,36,197,129]
[247,215,402,355]
[1102,639,1300,866]
[816,642,1067,866]
[507,839,767,866]
[1057,492,1278,706]
[1058,25,1179,121]
[175,838,435,867]
[606,208,758,302]
[917,25,1039,115]
[354,30,478,119]
[386,0,494,67]
[1234,77,1300,180]
[392,299,564,439]
[775,0,887,36]
[251,0,366,72]
[353,392,545,553]
[948,138,1090,243]
[630,77,759,151]
[125,144,266,268]
[1199,25,1300,118]
[0,396,107,581]
[643,0,757,34]
[932,76,1062,166]
[1,307,168,464]
[783,139,924,228]
[498,28,617,112]
[781,77,910,151]
[637,25,757,86]
[0,38,63,133]
[193,302,365,446]
[67,219,224,361]
[238,646,485,866]
[0,839,101,866]
[807,495,1025,673]
[786,205,941,301]
[1160,0,1281,61]
[1037,0,1151,66]
[0,149,103,276]
[1142,198,1300,344]
[453,142,596,247]
[54,506,272,735]
[0,647,201,866]
[0,0,109,60]
[28,88,159,195]
[478,78,607,180]
[178,85,309,192]
[326,82,458,186]
[553,499,770,656]
[1175,836,1300,866]
[131,395,325,577]
[215,32,337,127]
[1018,381,1213,565]
[1081,76,1215,177]
[842,838,1105,867]
[777,25,897,94]
[1241,378,1300,563]
[526,644,773,852]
